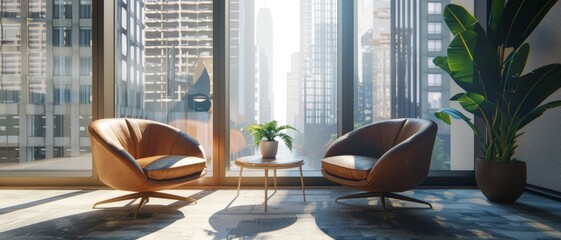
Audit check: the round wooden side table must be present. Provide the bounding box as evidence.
[235,156,306,211]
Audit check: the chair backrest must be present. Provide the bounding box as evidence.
[369,118,437,191]
[88,118,205,191]
[323,118,409,159]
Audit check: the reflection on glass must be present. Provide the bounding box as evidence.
[0,0,92,175]
[228,0,338,171]
[115,0,214,174]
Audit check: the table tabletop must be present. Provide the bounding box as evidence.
[235,156,304,169]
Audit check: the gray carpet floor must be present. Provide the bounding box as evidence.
[1,187,561,239]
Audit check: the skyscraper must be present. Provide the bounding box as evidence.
[255,7,273,123]
[141,0,213,122]
[229,0,255,129]
[356,0,451,169]
[356,0,391,126]
[115,0,145,119]
[286,52,302,132]
[0,0,92,165]
[300,0,338,168]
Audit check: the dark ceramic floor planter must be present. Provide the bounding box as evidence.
[475,158,527,203]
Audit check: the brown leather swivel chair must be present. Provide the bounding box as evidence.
[321,118,437,219]
[88,118,207,218]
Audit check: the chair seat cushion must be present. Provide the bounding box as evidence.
[137,155,206,180]
[321,155,377,181]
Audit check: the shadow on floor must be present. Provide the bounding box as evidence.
[2,190,215,239]
[208,205,297,239]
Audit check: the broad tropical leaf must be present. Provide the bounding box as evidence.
[447,30,479,93]
[473,23,501,101]
[434,108,482,141]
[433,56,452,75]
[520,100,561,128]
[497,0,558,49]
[443,4,479,36]
[450,92,485,114]
[504,43,530,92]
[488,0,505,33]
[511,64,561,115]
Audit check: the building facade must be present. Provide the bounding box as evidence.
[139,0,213,122]
[0,0,92,167]
[300,0,338,168]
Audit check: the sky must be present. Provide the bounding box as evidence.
[255,0,300,123]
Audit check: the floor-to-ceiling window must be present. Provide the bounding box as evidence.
[114,0,214,175]
[0,0,92,176]
[227,0,338,174]
[354,0,475,172]
[0,0,478,184]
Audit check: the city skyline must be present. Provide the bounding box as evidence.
[1,0,460,172]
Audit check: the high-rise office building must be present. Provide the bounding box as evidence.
[300,0,338,167]
[229,0,255,129]
[286,52,302,132]
[115,0,145,119]
[356,0,391,126]
[254,47,272,123]
[141,0,213,122]
[0,0,92,166]
[356,0,451,169]
[300,0,338,169]
[255,7,273,123]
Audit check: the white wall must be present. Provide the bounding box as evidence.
[515,3,561,192]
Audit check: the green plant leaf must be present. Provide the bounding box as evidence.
[488,0,505,33]
[497,0,558,49]
[433,56,451,75]
[246,120,298,150]
[443,4,478,36]
[277,124,298,132]
[277,133,294,151]
[450,92,485,114]
[504,43,530,92]
[434,108,482,141]
[511,64,561,116]
[473,23,501,102]
[519,100,561,128]
[447,30,479,91]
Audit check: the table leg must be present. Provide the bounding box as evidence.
[273,169,277,193]
[299,166,306,202]
[264,169,269,212]
[237,167,243,196]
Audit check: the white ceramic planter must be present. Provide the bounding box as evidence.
[259,141,278,158]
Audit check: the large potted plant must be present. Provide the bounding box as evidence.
[434,0,561,203]
[246,120,297,158]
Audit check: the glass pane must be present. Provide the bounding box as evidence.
[354,0,475,171]
[115,0,214,175]
[0,0,93,175]
[228,0,338,171]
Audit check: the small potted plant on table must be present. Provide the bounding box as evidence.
[246,120,297,158]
